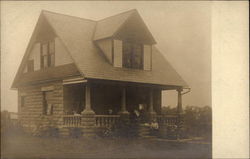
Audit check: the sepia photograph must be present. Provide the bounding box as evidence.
[1,1,248,159]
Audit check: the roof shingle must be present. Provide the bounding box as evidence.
[12,10,188,88]
[93,9,135,41]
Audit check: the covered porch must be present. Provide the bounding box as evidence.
[61,77,184,137]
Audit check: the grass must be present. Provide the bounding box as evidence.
[1,133,211,159]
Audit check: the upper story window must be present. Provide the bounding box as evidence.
[122,41,143,69]
[27,59,34,72]
[41,40,55,68]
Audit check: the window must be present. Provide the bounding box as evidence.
[133,44,143,69]
[21,96,26,107]
[41,40,55,68]
[27,60,34,72]
[122,41,143,69]
[48,41,55,67]
[42,91,53,115]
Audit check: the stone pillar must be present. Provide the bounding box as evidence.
[148,88,156,121]
[81,83,96,137]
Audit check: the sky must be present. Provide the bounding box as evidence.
[1,1,211,112]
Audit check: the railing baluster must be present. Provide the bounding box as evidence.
[156,115,178,126]
[94,115,120,128]
[62,115,81,127]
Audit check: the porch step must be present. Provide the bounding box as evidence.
[138,124,151,138]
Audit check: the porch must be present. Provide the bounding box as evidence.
[62,114,180,128]
[61,77,184,138]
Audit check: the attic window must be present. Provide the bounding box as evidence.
[122,41,143,69]
[40,40,55,68]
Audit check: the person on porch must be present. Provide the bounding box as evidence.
[130,109,139,123]
[138,104,146,123]
[108,109,113,115]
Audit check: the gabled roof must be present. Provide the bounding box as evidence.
[94,9,134,41]
[12,9,188,89]
[93,9,156,44]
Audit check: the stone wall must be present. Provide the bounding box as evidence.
[18,81,64,134]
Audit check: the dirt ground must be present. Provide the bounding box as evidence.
[1,134,211,159]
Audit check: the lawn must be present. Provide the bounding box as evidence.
[1,134,211,159]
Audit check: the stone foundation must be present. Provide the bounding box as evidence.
[59,127,70,137]
[18,81,64,135]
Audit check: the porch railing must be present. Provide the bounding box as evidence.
[63,115,120,128]
[95,115,120,128]
[156,115,179,126]
[63,115,82,127]
[63,114,179,128]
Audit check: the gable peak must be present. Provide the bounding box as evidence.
[97,9,137,22]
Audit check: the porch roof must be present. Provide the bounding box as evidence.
[17,64,80,86]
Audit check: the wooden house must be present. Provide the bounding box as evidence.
[12,9,188,137]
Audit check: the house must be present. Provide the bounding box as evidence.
[11,9,189,137]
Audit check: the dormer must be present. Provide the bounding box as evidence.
[22,14,74,74]
[94,10,156,70]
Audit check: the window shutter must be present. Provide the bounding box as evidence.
[143,45,152,70]
[113,40,122,67]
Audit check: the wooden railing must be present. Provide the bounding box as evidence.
[156,115,179,126]
[63,115,120,128]
[63,115,82,127]
[62,114,178,128]
[95,115,120,128]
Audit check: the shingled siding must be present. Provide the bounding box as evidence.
[18,81,64,133]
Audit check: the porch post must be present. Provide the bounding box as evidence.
[176,87,184,139]
[118,86,129,136]
[177,88,183,114]
[81,83,96,137]
[118,87,129,115]
[148,88,156,121]
[82,83,94,114]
